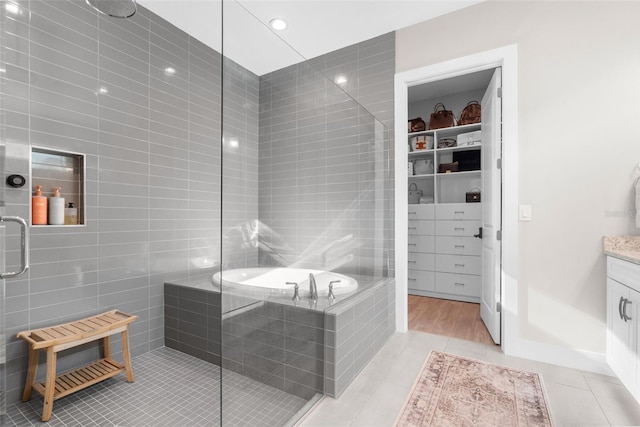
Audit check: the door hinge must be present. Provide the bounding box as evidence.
[496,158,502,169]
[496,301,502,312]
[497,87,502,98]
[496,230,502,241]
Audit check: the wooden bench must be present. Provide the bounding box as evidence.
[17,310,137,422]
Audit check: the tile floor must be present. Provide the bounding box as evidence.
[6,347,308,427]
[299,331,640,427]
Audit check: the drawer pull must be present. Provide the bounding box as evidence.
[454,211,465,214]
[454,264,465,267]
[454,245,465,248]
[409,212,417,215]
[454,227,465,231]
[454,282,465,286]
[408,243,417,246]
[408,278,417,281]
[408,227,417,230]
[408,261,417,264]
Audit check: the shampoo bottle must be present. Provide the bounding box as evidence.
[32,185,48,225]
[64,202,78,225]
[48,187,65,225]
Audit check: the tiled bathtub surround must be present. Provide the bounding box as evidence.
[2,0,257,404]
[324,278,396,397]
[165,281,324,400]
[165,275,394,401]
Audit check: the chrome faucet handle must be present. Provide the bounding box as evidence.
[328,280,340,300]
[286,282,301,301]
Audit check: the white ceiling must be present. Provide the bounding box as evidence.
[138,0,482,75]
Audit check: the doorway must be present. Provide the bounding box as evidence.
[394,45,519,353]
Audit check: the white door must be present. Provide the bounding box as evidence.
[480,68,502,344]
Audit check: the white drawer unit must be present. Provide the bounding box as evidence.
[435,203,481,221]
[435,272,481,298]
[408,219,435,235]
[435,254,481,275]
[435,220,481,237]
[435,236,481,256]
[408,252,435,271]
[408,270,435,292]
[408,234,435,253]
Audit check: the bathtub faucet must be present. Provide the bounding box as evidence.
[309,273,318,301]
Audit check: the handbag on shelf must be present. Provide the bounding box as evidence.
[429,103,456,130]
[458,101,481,125]
[408,117,426,133]
[408,182,421,204]
[437,137,457,149]
[466,188,481,203]
[438,161,459,174]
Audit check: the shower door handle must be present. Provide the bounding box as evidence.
[0,216,30,279]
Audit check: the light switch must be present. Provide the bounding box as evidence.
[519,205,532,221]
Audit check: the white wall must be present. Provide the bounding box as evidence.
[397,1,640,354]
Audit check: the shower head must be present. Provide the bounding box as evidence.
[85,0,136,18]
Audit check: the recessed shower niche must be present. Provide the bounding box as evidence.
[30,147,85,227]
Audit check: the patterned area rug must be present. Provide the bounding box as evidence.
[395,351,554,426]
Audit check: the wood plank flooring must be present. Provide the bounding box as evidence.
[408,295,496,346]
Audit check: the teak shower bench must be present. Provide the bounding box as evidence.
[16,310,137,422]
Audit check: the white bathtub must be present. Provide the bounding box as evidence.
[212,267,358,298]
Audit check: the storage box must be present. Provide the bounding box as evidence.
[456,130,481,147]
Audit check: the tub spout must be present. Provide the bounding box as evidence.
[309,273,318,301]
[328,280,340,301]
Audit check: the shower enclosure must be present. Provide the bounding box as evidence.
[0,0,392,425]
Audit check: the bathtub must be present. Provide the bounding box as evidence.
[211,267,358,299]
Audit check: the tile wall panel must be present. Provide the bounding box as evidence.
[2,0,258,404]
[258,33,394,276]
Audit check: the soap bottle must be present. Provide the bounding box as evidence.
[64,202,78,225]
[32,185,48,225]
[48,187,65,225]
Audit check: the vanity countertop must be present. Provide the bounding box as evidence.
[604,235,640,265]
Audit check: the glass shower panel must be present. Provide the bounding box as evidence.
[220,3,390,425]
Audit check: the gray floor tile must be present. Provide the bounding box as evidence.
[6,347,307,427]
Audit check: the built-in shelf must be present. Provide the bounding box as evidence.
[31,147,86,227]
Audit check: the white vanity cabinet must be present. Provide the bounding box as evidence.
[606,256,640,401]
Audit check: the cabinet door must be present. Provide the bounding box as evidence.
[607,278,632,384]
[436,254,481,275]
[435,220,481,237]
[408,252,435,271]
[435,236,481,256]
[435,203,481,220]
[408,220,435,235]
[632,287,640,396]
[434,272,481,298]
[408,270,435,292]
[408,235,435,253]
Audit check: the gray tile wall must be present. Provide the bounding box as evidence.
[257,33,395,277]
[324,278,395,397]
[1,0,258,404]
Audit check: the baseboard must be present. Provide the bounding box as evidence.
[507,337,614,377]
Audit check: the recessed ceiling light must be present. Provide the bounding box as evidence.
[335,75,348,85]
[98,86,108,94]
[164,67,176,75]
[269,18,287,31]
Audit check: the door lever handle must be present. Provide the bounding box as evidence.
[473,227,483,239]
[0,216,30,279]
